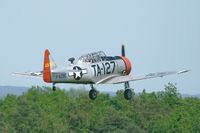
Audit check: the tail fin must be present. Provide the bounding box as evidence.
[43,49,57,83]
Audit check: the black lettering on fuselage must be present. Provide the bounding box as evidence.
[97,64,101,76]
[110,61,115,73]
[53,73,66,79]
[102,63,106,75]
[105,62,111,74]
[91,65,96,77]
[91,61,116,77]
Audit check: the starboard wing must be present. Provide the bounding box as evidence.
[97,70,190,84]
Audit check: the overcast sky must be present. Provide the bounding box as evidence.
[0,0,199,94]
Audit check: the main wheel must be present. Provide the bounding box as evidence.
[89,89,97,100]
[53,86,56,91]
[124,89,132,100]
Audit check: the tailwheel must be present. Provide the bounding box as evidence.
[52,83,56,91]
[89,84,97,100]
[124,89,132,100]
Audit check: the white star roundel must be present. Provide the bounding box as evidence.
[68,66,87,80]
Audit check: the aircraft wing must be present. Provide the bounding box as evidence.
[97,70,190,84]
[12,71,43,79]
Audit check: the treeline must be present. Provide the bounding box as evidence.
[0,83,200,133]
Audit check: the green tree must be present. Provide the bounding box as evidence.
[0,85,200,133]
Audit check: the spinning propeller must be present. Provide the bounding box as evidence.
[121,44,132,99]
[122,44,126,57]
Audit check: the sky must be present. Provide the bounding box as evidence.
[0,0,199,94]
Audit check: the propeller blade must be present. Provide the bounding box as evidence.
[122,45,125,57]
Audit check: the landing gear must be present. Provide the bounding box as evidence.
[124,89,132,100]
[52,83,56,91]
[89,85,97,100]
[124,82,133,100]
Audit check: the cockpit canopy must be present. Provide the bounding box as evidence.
[78,51,106,63]
[77,51,121,64]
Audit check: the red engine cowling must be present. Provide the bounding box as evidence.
[120,56,132,75]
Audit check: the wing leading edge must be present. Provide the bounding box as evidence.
[97,70,190,84]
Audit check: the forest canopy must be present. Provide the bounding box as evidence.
[0,83,200,133]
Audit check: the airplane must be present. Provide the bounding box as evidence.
[13,45,190,100]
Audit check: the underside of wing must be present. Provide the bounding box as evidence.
[97,70,190,84]
[12,71,43,79]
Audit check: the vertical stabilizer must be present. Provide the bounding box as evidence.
[43,49,56,83]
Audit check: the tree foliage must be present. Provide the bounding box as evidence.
[0,83,200,133]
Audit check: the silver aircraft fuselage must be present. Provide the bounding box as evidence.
[51,56,129,84]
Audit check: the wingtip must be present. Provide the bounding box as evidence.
[11,72,19,76]
[178,69,191,74]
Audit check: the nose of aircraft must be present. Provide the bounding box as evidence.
[120,56,132,75]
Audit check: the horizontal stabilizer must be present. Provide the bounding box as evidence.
[12,71,43,79]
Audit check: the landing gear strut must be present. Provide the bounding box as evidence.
[89,84,97,100]
[52,83,56,91]
[124,82,132,100]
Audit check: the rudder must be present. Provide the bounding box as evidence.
[43,49,57,83]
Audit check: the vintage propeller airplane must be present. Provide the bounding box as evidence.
[14,45,189,100]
